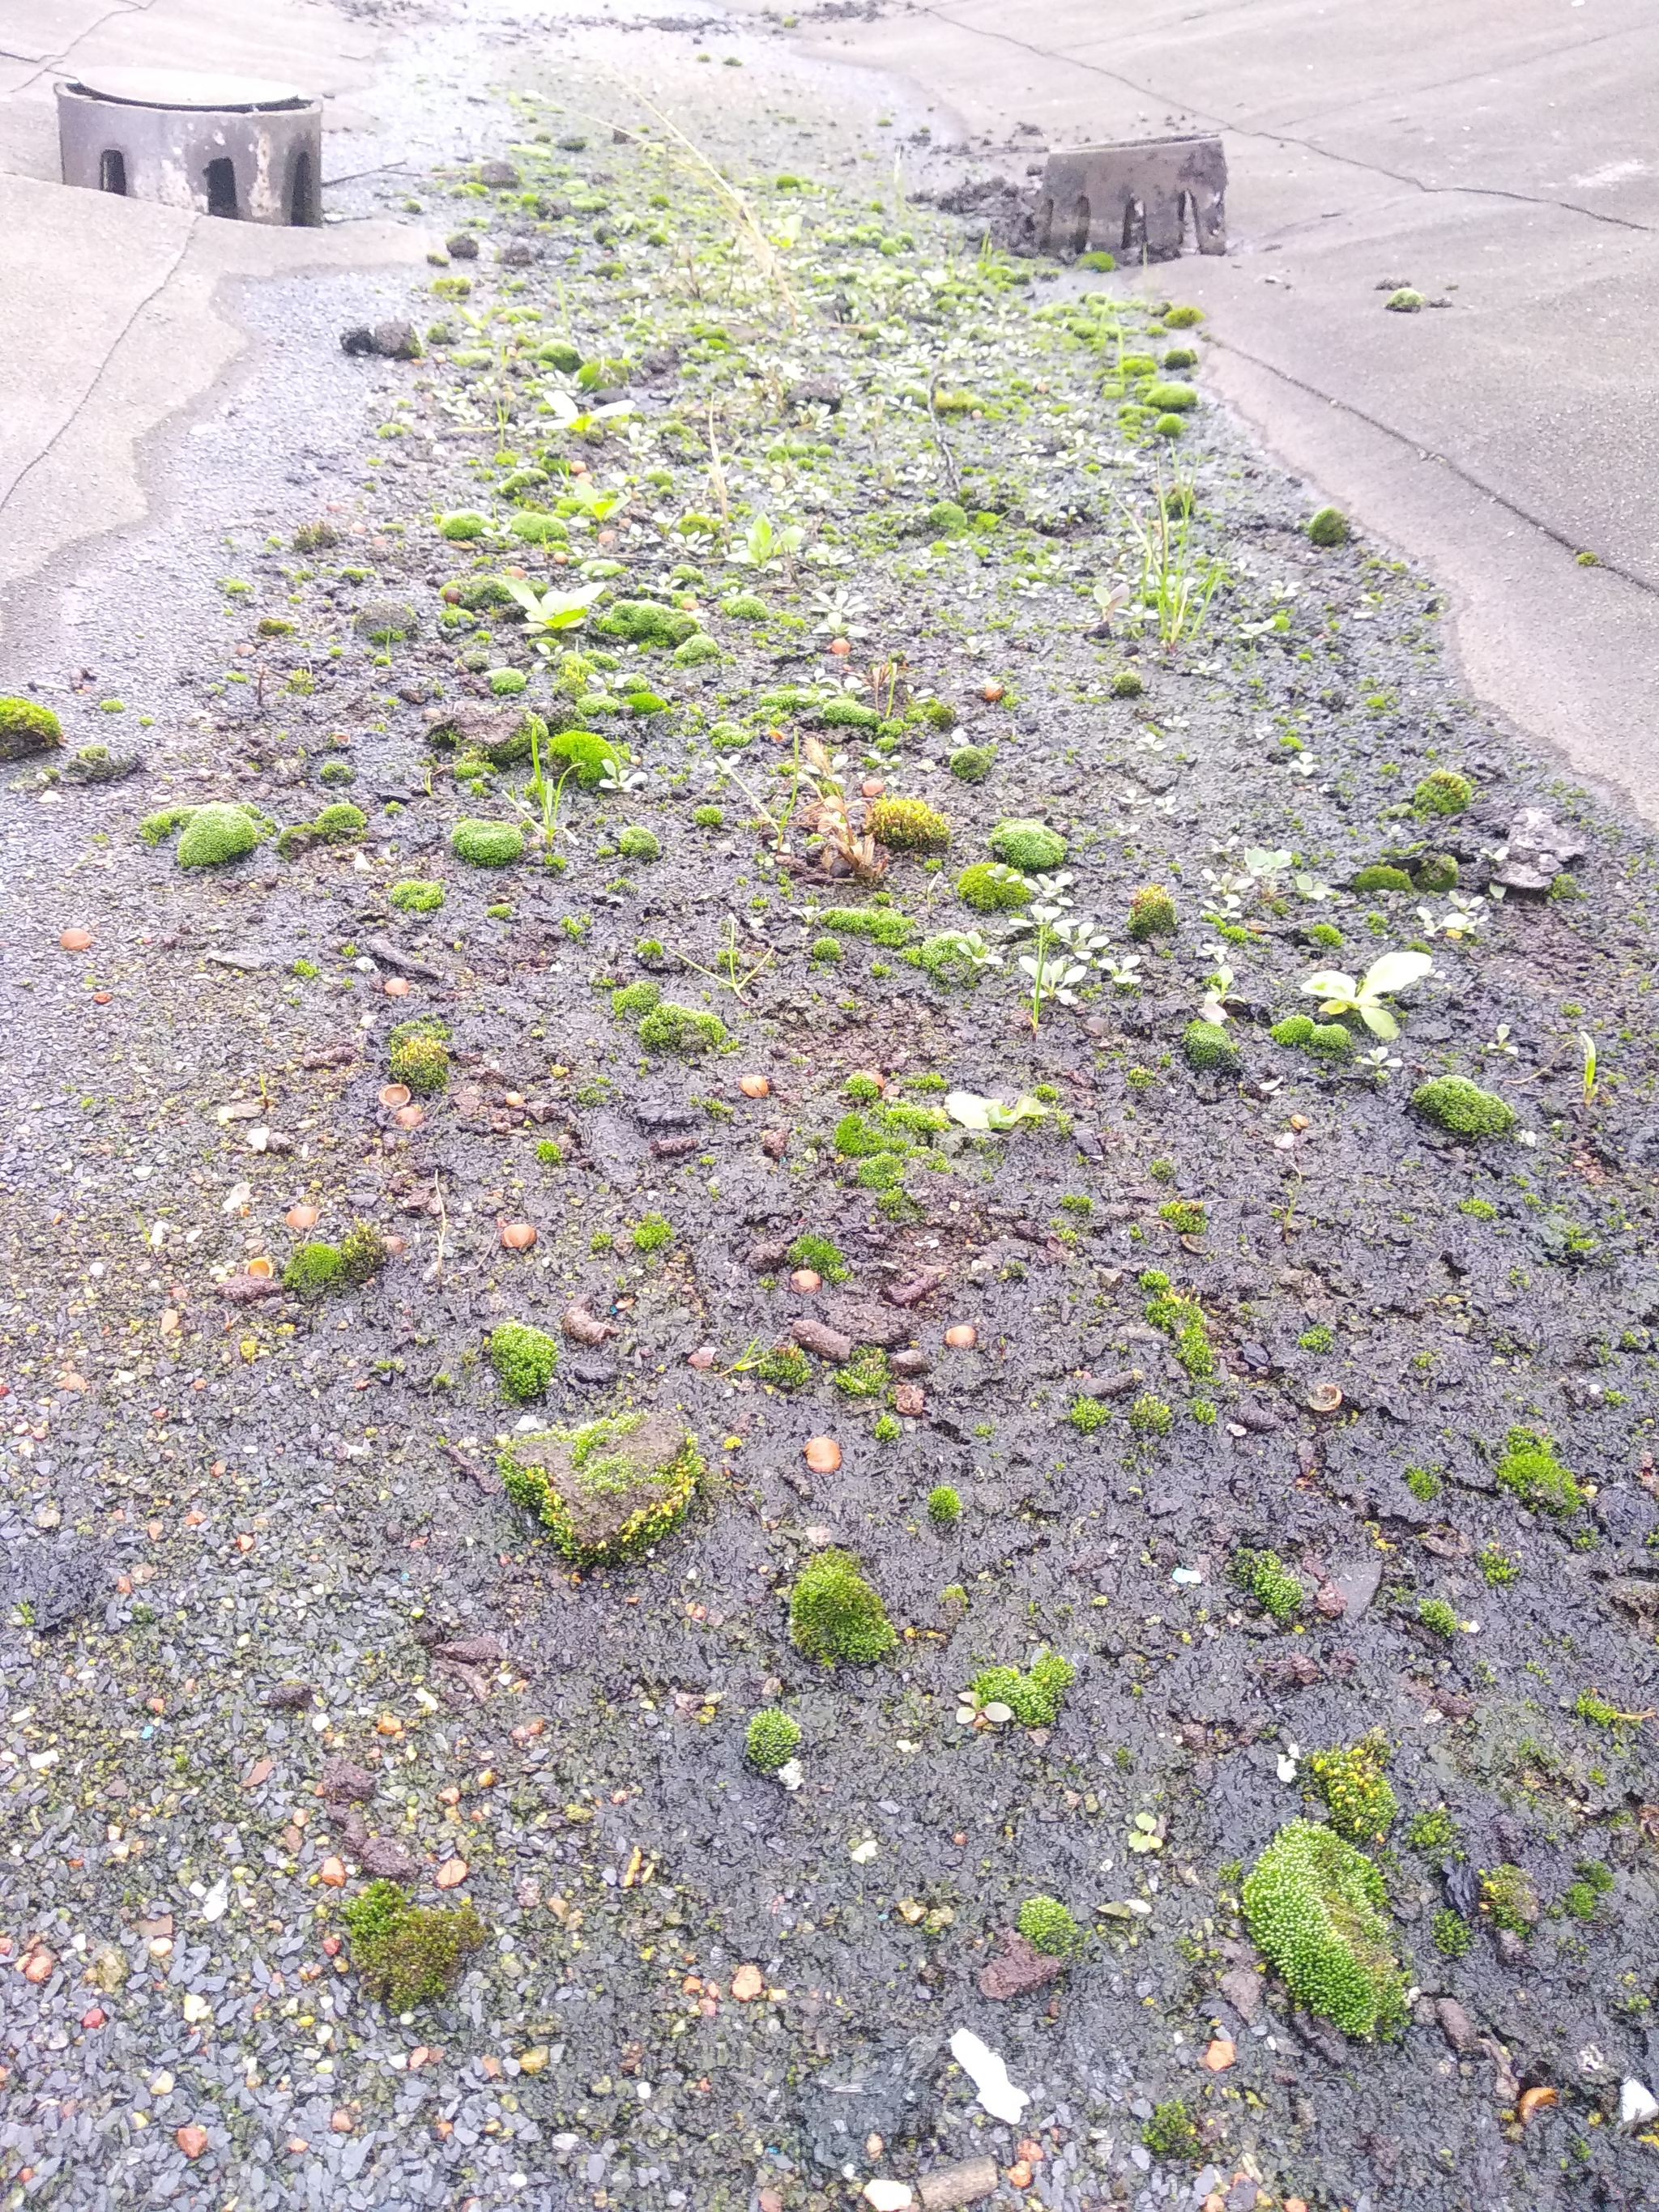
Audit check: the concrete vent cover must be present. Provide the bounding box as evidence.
[58,67,323,225]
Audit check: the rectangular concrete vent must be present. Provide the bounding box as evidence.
[57,67,323,226]
[1038,134,1226,262]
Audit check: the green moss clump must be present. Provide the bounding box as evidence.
[948,744,995,782]
[1308,506,1350,548]
[1350,863,1414,893]
[390,880,446,912]
[1271,1015,1316,1047]
[1182,1020,1237,1072]
[757,1344,812,1391]
[313,802,367,842]
[1164,304,1205,328]
[957,861,1033,913]
[692,804,724,829]
[1128,1392,1173,1435]
[501,1410,702,1565]
[1143,381,1197,413]
[1308,1732,1397,1843]
[1017,1896,1078,1956]
[437,510,490,540]
[318,757,356,787]
[989,818,1065,872]
[389,1017,451,1094]
[1235,1547,1303,1622]
[745,1709,802,1772]
[923,499,970,538]
[1158,1198,1205,1235]
[1407,1805,1457,1853]
[1479,1864,1537,1934]
[1414,851,1459,893]
[970,1648,1075,1726]
[812,935,843,963]
[595,599,701,648]
[820,906,916,948]
[177,802,262,869]
[722,592,769,620]
[1431,1909,1473,1958]
[790,1549,897,1666]
[1307,1021,1354,1059]
[833,1345,889,1398]
[0,697,64,759]
[548,728,625,786]
[1127,884,1178,940]
[632,1213,673,1253]
[1243,1821,1407,2039]
[638,1002,729,1055]
[675,633,721,667]
[1411,1077,1516,1139]
[339,1221,386,1286]
[617,825,661,861]
[1110,667,1146,698]
[1494,1426,1582,1516]
[927,1484,962,1526]
[451,816,524,867]
[612,978,663,1021]
[1413,769,1473,816]
[1307,922,1344,948]
[489,1320,560,1402]
[787,1233,850,1283]
[1141,2101,1201,2160]
[284,1242,344,1298]
[1069,1396,1110,1434]
[510,511,568,545]
[1385,288,1424,313]
[869,796,951,853]
[343,1880,485,2011]
[1418,1596,1459,1638]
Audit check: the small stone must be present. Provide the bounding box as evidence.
[1203,2036,1235,2071]
[792,1318,855,1363]
[318,1856,347,1887]
[372,319,421,360]
[479,159,521,186]
[320,1759,377,1803]
[916,2157,1000,2210]
[731,1962,765,2001]
[864,2184,913,2212]
[761,1128,789,1158]
[176,2125,208,2159]
[446,232,480,258]
[976,1929,1064,2000]
[331,2109,355,2133]
[1496,1928,1529,1967]
[804,1436,842,1473]
[789,376,844,412]
[1218,1964,1262,2022]
[435,1857,470,1888]
[1620,2078,1659,2128]
[497,237,539,266]
[893,1383,926,1417]
[1435,1997,1476,2052]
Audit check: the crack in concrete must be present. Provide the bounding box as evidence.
[1205,326,1659,601]
[914,2,1657,236]
[0,216,196,521]
[9,0,160,99]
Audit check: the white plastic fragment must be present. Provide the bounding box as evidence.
[774,1758,804,1792]
[949,2027,1030,2123]
[200,1875,229,1924]
[1620,2078,1659,2128]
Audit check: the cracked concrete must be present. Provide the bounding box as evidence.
[722,0,1659,817]
[0,0,421,630]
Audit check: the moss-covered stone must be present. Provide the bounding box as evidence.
[1350,864,1414,893]
[1243,1821,1406,2039]
[1413,769,1473,817]
[1308,506,1350,548]
[1414,851,1460,893]
[500,1410,702,1564]
[616,825,661,861]
[0,697,63,760]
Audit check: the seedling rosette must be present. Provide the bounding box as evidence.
[1299,949,1433,1041]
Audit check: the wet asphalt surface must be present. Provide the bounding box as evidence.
[2,6,1659,2211]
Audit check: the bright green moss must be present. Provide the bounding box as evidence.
[1480,1864,1537,1935]
[1350,864,1414,894]
[1431,1909,1473,1958]
[1243,1821,1406,2039]
[1308,1733,1397,1844]
[1017,1896,1078,1956]
[1158,1199,1205,1235]
[1182,1020,1237,1072]
[339,1222,386,1285]
[1413,769,1473,817]
[675,633,721,667]
[970,1649,1075,1726]
[1127,884,1178,940]
[745,1709,801,1771]
[1069,1396,1110,1434]
[790,1549,896,1665]
[1235,1547,1303,1622]
[1141,2102,1201,2160]
[869,796,952,854]
[638,1002,728,1055]
[1111,667,1145,697]
[343,1880,485,2010]
[1411,1078,1516,1139]
[1143,381,1197,413]
[923,499,970,538]
[0,697,64,759]
[548,728,625,786]
[616,825,660,861]
[612,978,663,1021]
[451,816,524,867]
[811,936,843,963]
[722,593,769,620]
[787,1234,850,1283]
[819,906,916,947]
[1495,1426,1582,1515]
[1407,1806,1457,1853]
[1308,506,1350,548]
[313,802,367,842]
[139,805,194,846]
[1307,1022,1354,1059]
[989,818,1065,872]
[1128,1392,1173,1435]
[1405,1463,1442,1502]
[956,861,1033,912]
[595,599,701,648]
[692,804,724,828]
[833,1346,889,1398]
[1271,1014,1316,1047]
[177,803,262,869]
[631,1213,673,1253]
[757,1344,812,1391]
[390,880,446,912]
[1418,1597,1459,1639]
[949,744,995,783]
[489,1320,560,1401]
[284,1242,344,1298]
[927,1484,962,1526]
[388,1017,451,1095]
